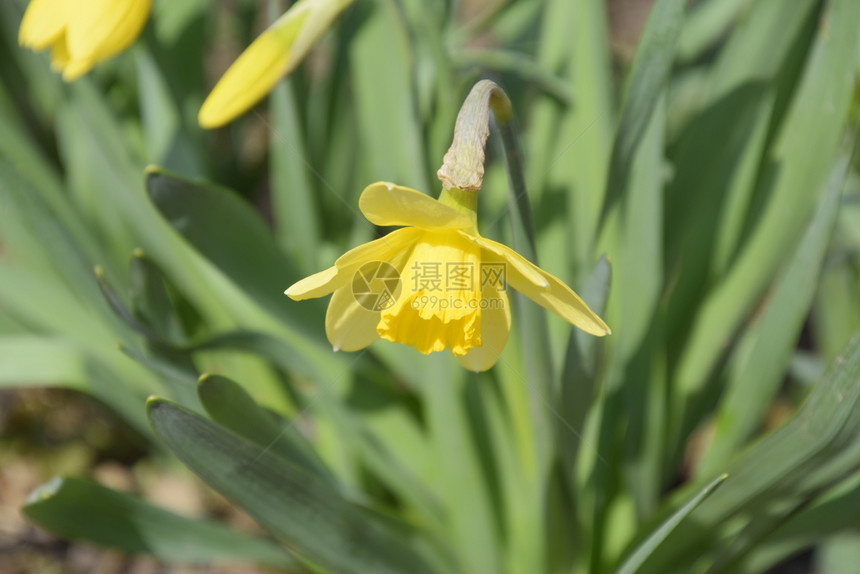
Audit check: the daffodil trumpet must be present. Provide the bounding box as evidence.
[18,0,151,81]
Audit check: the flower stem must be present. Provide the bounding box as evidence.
[495,110,539,264]
[439,80,555,468]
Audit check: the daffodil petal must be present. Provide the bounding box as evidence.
[325,287,380,352]
[334,227,421,267]
[286,227,420,300]
[18,0,66,50]
[67,0,150,67]
[456,287,510,372]
[532,272,610,335]
[475,236,548,288]
[48,33,71,71]
[359,182,474,230]
[285,266,341,300]
[198,0,351,128]
[485,242,610,336]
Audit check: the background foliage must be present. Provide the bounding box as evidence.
[1,0,860,572]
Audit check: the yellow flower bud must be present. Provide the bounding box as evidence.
[19,0,151,81]
[198,0,353,129]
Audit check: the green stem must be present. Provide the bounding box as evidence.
[438,80,555,471]
[498,125,555,474]
[496,113,539,264]
[452,49,574,106]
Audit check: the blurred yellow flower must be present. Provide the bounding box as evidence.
[18,0,151,81]
[286,182,610,372]
[198,0,352,129]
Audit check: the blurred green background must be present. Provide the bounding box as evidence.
[1,0,859,572]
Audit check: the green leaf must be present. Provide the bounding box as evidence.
[676,0,750,63]
[0,1,62,121]
[147,397,441,574]
[129,250,190,346]
[642,329,860,571]
[0,156,122,322]
[95,265,162,343]
[197,373,330,481]
[698,153,847,478]
[151,0,210,48]
[135,48,202,176]
[732,470,860,573]
[23,476,292,567]
[270,79,320,272]
[539,0,615,279]
[664,83,773,346]
[737,474,860,573]
[559,255,612,468]
[95,263,201,408]
[56,85,140,262]
[472,365,544,574]
[706,0,818,103]
[144,167,347,407]
[52,82,294,413]
[398,0,457,165]
[664,0,819,350]
[0,335,88,390]
[813,182,860,362]
[592,12,678,534]
[144,168,307,328]
[0,266,154,431]
[350,0,429,191]
[815,533,860,574]
[615,474,728,574]
[598,0,685,228]
[421,358,502,574]
[189,328,444,523]
[603,95,665,368]
[593,93,667,562]
[450,50,572,104]
[0,81,68,224]
[557,257,611,567]
[186,329,345,394]
[815,262,860,363]
[499,111,555,457]
[48,82,239,341]
[673,0,860,403]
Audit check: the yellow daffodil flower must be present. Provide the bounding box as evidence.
[18,0,151,81]
[198,0,352,129]
[286,182,610,372]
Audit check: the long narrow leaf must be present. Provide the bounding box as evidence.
[148,397,442,574]
[23,476,292,567]
[616,474,728,574]
[698,152,848,478]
